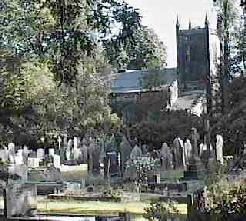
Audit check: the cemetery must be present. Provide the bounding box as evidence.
[0,124,245,220]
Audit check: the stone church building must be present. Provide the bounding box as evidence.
[110,2,223,123]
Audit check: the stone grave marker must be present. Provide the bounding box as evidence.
[216,134,224,164]
[15,150,24,165]
[0,149,8,162]
[183,128,204,180]
[8,164,28,181]
[107,151,119,176]
[27,158,40,168]
[184,139,192,162]
[9,152,15,164]
[53,154,60,168]
[173,137,183,168]
[37,148,45,160]
[7,143,15,154]
[5,183,37,218]
[160,143,173,170]
[130,145,142,160]
[120,136,132,173]
[49,148,55,157]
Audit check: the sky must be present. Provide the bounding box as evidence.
[125,0,212,68]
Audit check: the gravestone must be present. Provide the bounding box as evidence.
[183,128,204,180]
[173,138,183,168]
[141,144,148,155]
[130,145,142,160]
[216,134,223,164]
[73,146,81,161]
[49,148,55,157]
[104,151,119,177]
[66,146,71,161]
[91,140,101,175]
[0,149,8,162]
[5,183,37,218]
[8,164,28,181]
[27,158,40,168]
[119,136,132,173]
[66,139,73,160]
[9,152,15,164]
[23,146,29,164]
[160,143,173,170]
[8,143,15,154]
[53,154,61,168]
[184,139,192,162]
[65,182,81,193]
[81,140,88,163]
[87,137,101,175]
[15,152,24,165]
[37,148,44,160]
[74,137,78,149]
[199,143,205,156]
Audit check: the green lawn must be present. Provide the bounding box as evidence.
[38,199,187,216]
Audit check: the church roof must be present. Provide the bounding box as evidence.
[110,68,177,94]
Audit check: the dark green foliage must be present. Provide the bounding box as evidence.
[104,26,166,70]
[129,110,203,149]
[0,0,141,145]
[213,76,246,155]
[0,0,141,84]
[144,200,179,221]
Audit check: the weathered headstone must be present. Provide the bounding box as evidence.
[15,151,24,165]
[37,148,44,160]
[67,139,73,160]
[5,183,37,218]
[23,146,29,164]
[216,134,224,164]
[27,158,40,168]
[81,140,88,164]
[8,164,28,181]
[119,136,132,173]
[74,137,78,149]
[173,138,183,168]
[106,151,119,176]
[91,140,101,175]
[0,149,8,162]
[7,143,15,154]
[141,144,148,155]
[130,145,142,160]
[184,139,192,162]
[177,138,186,167]
[160,143,173,170]
[9,152,15,164]
[66,146,71,161]
[183,128,204,180]
[48,148,55,157]
[53,154,61,168]
[191,128,199,157]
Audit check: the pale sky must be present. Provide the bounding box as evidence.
[125,0,212,68]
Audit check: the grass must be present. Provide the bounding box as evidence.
[37,199,187,216]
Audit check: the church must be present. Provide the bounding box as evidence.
[110,3,223,122]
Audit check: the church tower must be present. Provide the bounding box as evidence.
[176,18,209,91]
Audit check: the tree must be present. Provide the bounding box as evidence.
[104,26,166,70]
[0,0,140,145]
[191,180,246,221]
[129,110,203,150]
[0,0,141,84]
[213,76,246,155]
[144,201,179,221]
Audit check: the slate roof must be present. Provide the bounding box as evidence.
[110,68,177,94]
